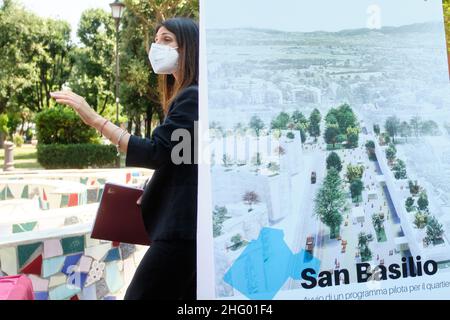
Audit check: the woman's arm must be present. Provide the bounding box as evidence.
[92,116,131,154]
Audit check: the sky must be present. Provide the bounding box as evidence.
[17,0,112,42]
[204,0,445,32]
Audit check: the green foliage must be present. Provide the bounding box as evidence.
[230,234,248,251]
[417,191,429,212]
[346,127,359,148]
[346,164,365,182]
[405,197,415,213]
[291,110,309,130]
[392,159,407,180]
[326,152,342,172]
[350,179,364,199]
[384,116,401,143]
[271,112,290,130]
[0,114,9,135]
[414,211,429,229]
[249,116,265,137]
[373,124,380,135]
[408,180,420,196]
[213,206,230,238]
[314,168,346,239]
[286,131,295,140]
[365,140,376,161]
[372,213,385,232]
[13,134,24,147]
[308,108,321,140]
[358,232,373,262]
[35,106,99,144]
[424,216,444,246]
[324,125,340,147]
[385,145,397,163]
[37,144,116,169]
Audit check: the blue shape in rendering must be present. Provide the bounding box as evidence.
[61,253,83,275]
[223,228,321,300]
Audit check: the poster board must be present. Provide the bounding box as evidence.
[198,0,450,300]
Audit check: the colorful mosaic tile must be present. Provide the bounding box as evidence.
[21,185,29,199]
[61,236,85,255]
[48,274,67,288]
[85,243,111,261]
[119,243,136,260]
[80,283,97,300]
[0,247,18,276]
[49,283,81,300]
[42,256,65,278]
[79,256,93,273]
[105,262,124,294]
[85,235,101,248]
[85,260,105,287]
[95,279,109,300]
[28,275,50,292]
[104,248,121,262]
[18,242,42,269]
[43,239,63,259]
[62,254,83,275]
[12,222,38,234]
[34,292,49,300]
[67,272,88,289]
[21,254,42,275]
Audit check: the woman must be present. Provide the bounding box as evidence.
[50,17,199,300]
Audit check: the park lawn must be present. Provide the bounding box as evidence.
[375,228,387,242]
[0,144,43,170]
[326,144,344,151]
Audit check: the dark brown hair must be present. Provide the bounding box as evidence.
[156,17,199,114]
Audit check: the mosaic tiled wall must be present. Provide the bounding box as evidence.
[0,234,145,300]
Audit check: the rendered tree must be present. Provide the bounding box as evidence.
[243,191,261,212]
[213,206,230,238]
[393,159,407,180]
[358,232,373,262]
[314,168,346,239]
[424,216,444,246]
[346,164,365,183]
[417,191,429,212]
[324,125,340,148]
[350,179,364,201]
[326,152,343,172]
[309,108,322,141]
[271,112,290,130]
[372,213,385,232]
[405,197,415,213]
[385,116,401,143]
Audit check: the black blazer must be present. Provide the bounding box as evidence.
[125,85,198,241]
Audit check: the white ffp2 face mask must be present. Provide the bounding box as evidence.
[149,43,179,75]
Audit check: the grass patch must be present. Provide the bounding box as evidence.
[375,228,387,242]
[327,144,343,151]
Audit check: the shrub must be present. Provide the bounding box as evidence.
[35,106,98,145]
[37,144,117,169]
[13,134,24,147]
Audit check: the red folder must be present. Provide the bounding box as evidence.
[91,183,151,246]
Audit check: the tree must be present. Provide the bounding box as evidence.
[414,211,429,229]
[399,121,412,142]
[405,197,415,213]
[242,191,261,212]
[271,112,290,130]
[373,124,381,135]
[249,115,265,138]
[346,127,360,148]
[372,213,385,232]
[335,103,357,134]
[230,234,247,251]
[408,180,420,196]
[420,120,440,136]
[350,179,364,201]
[392,159,407,180]
[309,108,322,141]
[409,116,421,138]
[385,145,397,164]
[346,164,365,182]
[417,191,429,212]
[384,116,401,143]
[314,168,346,239]
[213,206,230,237]
[324,125,340,148]
[424,216,444,246]
[326,152,342,172]
[299,127,306,144]
[291,110,309,130]
[365,140,376,161]
[358,232,373,262]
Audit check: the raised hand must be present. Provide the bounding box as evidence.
[50,91,100,127]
